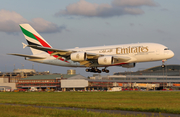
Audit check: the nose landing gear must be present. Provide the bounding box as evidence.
[161,60,166,68]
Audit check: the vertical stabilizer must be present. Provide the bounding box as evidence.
[19,24,52,55]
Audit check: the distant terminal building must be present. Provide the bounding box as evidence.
[15,65,180,91]
[0,69,50,83]
[0,77,16,91]
[16,74,88,91]
[114,65,180,76]
[3,65,180,91]
[108,65,180,89]
[13,69,36,73]
[67,69,76,75]
[0,69,51,90]
[86,65,180,90]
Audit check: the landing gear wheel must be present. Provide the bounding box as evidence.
[97,70,101,73]
[85,69,90,72]
[102,68,109,73]
[91,69,95,72]
[105,70,109,73]
[95,69,98,72]
[161,65,165,68]
[86,67,102,73]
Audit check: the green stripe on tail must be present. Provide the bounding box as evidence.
[20,25,38,41]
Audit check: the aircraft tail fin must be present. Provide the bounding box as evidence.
[19,24,52,55]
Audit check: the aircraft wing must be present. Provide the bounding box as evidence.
[28,45,103,58]
[7,53,46,59]
[28,45,131,67]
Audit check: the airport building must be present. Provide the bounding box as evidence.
[89,65,180,90]
[0,77,16,91]
[2,65,180,91]
[0,69,50,83]
[114,64,180,76]
[0,69,50,91]
[16,74,88,91]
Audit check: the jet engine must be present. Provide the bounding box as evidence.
[122,63,136,68]
[98,56,113,65]
[70,52,87,61]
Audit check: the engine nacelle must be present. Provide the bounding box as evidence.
[122,63,136,68]
[98,56,113,65]
[70,52,86,61]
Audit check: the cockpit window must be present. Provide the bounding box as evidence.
[164,48,169,50]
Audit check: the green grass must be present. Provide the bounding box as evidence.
[0,105,165,117]
[0,91,180,114]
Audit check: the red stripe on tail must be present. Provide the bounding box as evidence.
[33,34,69,63]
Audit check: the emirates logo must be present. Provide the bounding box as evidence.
[76,54,79,59]
[104,58,107,63]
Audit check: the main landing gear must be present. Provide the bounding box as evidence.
[85,67,109,73]
[102,68,109,73]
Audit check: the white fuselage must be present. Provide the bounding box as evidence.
[27,43,174,68]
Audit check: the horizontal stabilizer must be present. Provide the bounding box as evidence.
[28,45,73,53]
[7,53,46,59]
[22,42,27,49]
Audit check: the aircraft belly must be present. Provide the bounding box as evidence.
[134,53,164,62]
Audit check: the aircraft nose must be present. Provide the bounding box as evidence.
[169,50,174,58]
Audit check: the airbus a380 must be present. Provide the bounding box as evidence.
[8,24,174,73]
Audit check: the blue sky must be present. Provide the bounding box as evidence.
[0,0,180,76]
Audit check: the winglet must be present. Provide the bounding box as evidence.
[22,42,27,49]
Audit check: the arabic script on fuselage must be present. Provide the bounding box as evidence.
[99,49,113,53]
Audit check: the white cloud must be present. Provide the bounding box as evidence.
[124,8,144,14]
[56,0,112,17]
[112,0,157,7]
[29,18,65,33]
[0,9,65,33]
[0,9,28,32]
[55,0,157,17]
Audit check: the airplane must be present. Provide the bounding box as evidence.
[8,24,174,73]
